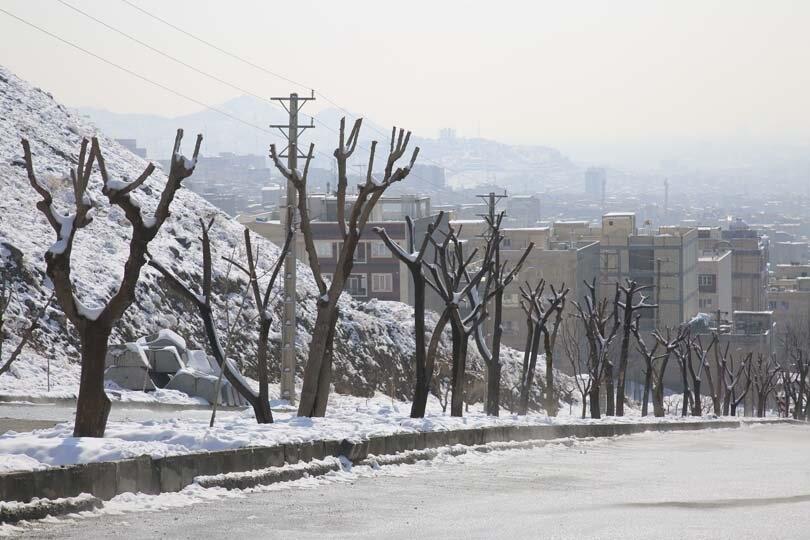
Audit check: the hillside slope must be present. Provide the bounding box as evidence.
[0,66,562,409]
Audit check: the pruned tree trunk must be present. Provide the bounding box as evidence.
[75,325,113,437]
[615,280,656,416]
[23,131,201,437]
[271,119,419,418]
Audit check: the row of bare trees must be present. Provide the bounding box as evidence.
[22,123,808,438]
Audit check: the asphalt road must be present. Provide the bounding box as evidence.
[19,423,810,539]
[0,401,242,433]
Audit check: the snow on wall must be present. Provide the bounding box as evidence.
[0,66,562,408]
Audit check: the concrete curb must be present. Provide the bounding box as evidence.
[0,494,101,524]
[195,460,342,490]
[0,418,798,512]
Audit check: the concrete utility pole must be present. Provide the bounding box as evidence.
[270,91,315,404]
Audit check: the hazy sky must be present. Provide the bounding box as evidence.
[2,0,810,150]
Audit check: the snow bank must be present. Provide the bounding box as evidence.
[0,392,730,473]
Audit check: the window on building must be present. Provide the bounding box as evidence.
[503,293,520,306]
[699,298,713,309]
[698,273,716,293]
[314,241,333,258]
[338,241,367,263]
[370,241,390,258]
[371,273,393,293]
[502,236,512,249]
[346,274,368,297]
[629,248,654,272]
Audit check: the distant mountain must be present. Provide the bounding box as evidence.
[78,96,582,192]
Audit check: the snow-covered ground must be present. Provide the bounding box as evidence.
[0,391,739,474]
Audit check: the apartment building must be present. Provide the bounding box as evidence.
[599,213,699,331]
[698,222,768,312]
[239,194,441,305]
[697,250,732,318]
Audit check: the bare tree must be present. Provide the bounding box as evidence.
[573,279,619,419]
[751,353,780,417]
[681,334,717,416]
[221,222,294,422]
[0,278,54,376]
[518,280,568,415]
[722,351,752,416]
[374,212,444,418]
[149,219,275,423]
[702,334,724,416]
[651,326,689,417]
[270,119,418,417]
[561,316,591,418]
[423,225,492,417]
[23,131,201,437]
[630,316,659,416]
[783,323,809,420]
[614,280,656,416]
[467,211,533,416]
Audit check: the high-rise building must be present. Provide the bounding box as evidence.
[584,167,606,199]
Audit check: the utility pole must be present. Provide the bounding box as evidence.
[270,91,315,404]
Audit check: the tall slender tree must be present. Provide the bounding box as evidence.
[467,211,533,416]
[270,119,419,417]
[373,212,445,418]
[614,279,656,416]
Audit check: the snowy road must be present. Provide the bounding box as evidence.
[19,423,810,539]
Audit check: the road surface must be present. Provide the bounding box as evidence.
[0,401,243,433]
[20,423,810,539]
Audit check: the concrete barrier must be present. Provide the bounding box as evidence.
[0,418,790,510]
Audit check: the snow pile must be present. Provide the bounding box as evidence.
[0,65,563,409]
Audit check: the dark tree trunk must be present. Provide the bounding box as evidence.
[298,302,340,417]
[73,325,112,437]
[589,383,601,419]
[485,288,505,416]
[691,379,702,416]
[641,365,652,417]
[410,277,428,418]
[543,331,557,415]
[604,362,615,416]
[615,324,632,416]
[652,381,665,417]
[255,318,274,424]
[680,364,690,417]
[450,314,468,417]
[486,360,501,417]
[199,304,273,423]
[519,323,543,415]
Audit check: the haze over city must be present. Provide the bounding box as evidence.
[3,0,810,169]
[2,2,810,538]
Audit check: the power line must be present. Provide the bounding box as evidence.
[116,0,456,185]
[0,5,341,164]
[64,0,447,192]
[1,4,448,192]
[0,7,273,138]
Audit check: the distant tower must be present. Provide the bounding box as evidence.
[663,178,669,224]
[585,167,607,207]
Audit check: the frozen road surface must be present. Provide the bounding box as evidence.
[19,423,810,539]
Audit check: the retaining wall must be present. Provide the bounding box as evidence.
[0,419,764,504]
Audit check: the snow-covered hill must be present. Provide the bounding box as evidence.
[0,66,562,409]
